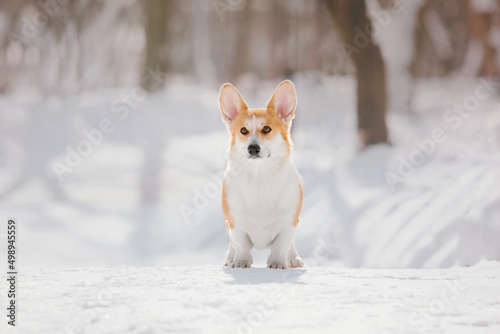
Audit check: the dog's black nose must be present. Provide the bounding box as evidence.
[248,144,260,156]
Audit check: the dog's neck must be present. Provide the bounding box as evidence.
[226,155,293,183]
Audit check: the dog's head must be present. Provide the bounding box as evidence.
[218,80,297,163]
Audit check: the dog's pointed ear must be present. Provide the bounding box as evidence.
[267,80,297,125]
[219,83,247,127]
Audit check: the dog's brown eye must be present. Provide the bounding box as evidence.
[240,127,248,135]
[262,126,272,134]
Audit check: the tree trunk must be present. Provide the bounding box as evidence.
[142,0,168,91]
[325,0,388,146]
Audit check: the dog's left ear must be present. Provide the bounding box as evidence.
[267,80,297,125]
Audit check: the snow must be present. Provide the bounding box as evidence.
[1,73,500,332]
[2,261,499,334]
[0,74,500,270]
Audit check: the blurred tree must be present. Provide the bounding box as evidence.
[325,0,388,146]
[410,0,468,77]
[139,0,170,206]
[467,0,500,77]
[142,0,168,91]
[407,0,500,79]
[233,2,251,78]
[0,1,23,92]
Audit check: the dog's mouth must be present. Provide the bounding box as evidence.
[248,153,271,159]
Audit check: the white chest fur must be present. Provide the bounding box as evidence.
[224,158,301,250]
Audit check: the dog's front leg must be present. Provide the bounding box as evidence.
[224,244,235,267]
[287,243,304,268]
[267,225,296,269]
[229,229,253,268]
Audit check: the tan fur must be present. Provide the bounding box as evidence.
[229,108,292,153]
[221,181,234,229]
[293,183,303,226]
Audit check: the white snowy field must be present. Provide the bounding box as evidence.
[1,261,499,334]
[0,73,499,333]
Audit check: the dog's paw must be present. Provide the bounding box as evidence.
[224,259,233,267]
[267,261,287,269]
[289,257,304,268]
[230,260,251,268]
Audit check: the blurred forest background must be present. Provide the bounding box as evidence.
[2,0,500,85]
[2,0,500,143]
[0,0,499,269]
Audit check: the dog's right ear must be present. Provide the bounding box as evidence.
[219,83,247,127]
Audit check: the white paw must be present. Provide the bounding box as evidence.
[289,257,304,268]
[267,261,287,269]
[230,260,251,268]
[224,259,233,267]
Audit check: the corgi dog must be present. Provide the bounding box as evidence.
[218,80,304,269]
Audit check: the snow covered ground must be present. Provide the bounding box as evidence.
[0,73,499,332]
[1,261,499,334]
